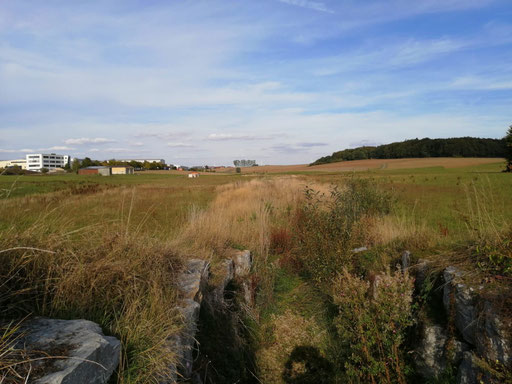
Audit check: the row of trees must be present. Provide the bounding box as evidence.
[312,137,508,165]
[506,126,512,172]
[70,158,167,172]
[233,160,258,167]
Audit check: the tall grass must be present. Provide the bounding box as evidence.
[0,187,196,383]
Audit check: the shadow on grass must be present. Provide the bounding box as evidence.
[282,346,333,384]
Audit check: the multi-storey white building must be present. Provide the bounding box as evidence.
[26,153,70,171]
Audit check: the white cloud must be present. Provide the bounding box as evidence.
[42,145,75,151]
[207,133,273,141]
[64,137,115,145]
[277,0,334,14]
[167,142,194,148]
[0,148,34,154]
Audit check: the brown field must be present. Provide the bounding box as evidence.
[182,157,504,174]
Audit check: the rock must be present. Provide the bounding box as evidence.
[457,352,479,384]
[211,259,235,304]
[232,250,252,277]
[168,259,210,382]
[443,267,477,345]
[20,318,120,384]
[475,300,511,365]
[413,259,430,291]
[230,250,254,306]
[401,250,411,271]
[352,246,368,253]
[177,259,209,302]
[415,323,448,378]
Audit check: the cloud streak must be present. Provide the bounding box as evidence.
[277,0,334,13]
[64,138,115,145]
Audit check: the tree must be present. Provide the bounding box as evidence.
[40,167,49,174]
[71,159,81,173]
[81,157,94,168]
[506,125,512,172]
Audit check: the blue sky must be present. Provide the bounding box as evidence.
[1,0,511,165]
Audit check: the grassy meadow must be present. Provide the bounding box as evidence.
[1,159,511,383]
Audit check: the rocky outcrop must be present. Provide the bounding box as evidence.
[475,300,511,366]
[20,318,120,384]
[415,324,448,378]
[443,266,478,345]
[232,249,254,306]
[456,352,479,384]
[193,250,255,383]
[167,251,254,383]
[168,259,210,382]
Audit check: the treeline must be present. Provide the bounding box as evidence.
[311,137,507,165]
[73,158,166,171]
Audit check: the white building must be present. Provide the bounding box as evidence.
[26,153,70,171]
[0,159,27,170]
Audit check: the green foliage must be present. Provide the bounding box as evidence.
[40,167,49,174]
[474,235,512,276]
[333,268,414,384]
[234,159,257,167]
[295,179,392,283]
[505,125,512,172]
[71,158,81,173]
[312,137,507,165]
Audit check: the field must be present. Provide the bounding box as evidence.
[1,158,511,383]
[215,157,503,173]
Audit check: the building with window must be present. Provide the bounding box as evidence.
[26,153,70,171]
[0,159,27,170]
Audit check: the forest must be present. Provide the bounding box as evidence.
[311,137,507,165]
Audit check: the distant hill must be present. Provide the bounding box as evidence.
[311,137,507,166]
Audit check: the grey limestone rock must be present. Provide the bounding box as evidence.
[166,259,209,382]
[232,250,252,277]
[475,300,511,366]
[457,352,479,384]
[21,318,120,384]
[415,323,448,378]
[443,267,477,345]
[401,250,411,271]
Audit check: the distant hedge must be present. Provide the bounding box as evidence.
[311,137,507,165]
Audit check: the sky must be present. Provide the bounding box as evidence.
[0,0,511,165]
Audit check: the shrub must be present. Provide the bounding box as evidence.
[333,268,414,384]
[295,179,392,284]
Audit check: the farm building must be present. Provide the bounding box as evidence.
[111,166,134,175]
[188,172,200,178]
[78,166,112,176]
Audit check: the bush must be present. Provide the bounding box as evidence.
[333,268,414,384]
[295,179,392,284]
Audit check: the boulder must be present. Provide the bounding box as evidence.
[21,318,120,384]
[443,267,477,345]
[168,259,209,382]
[210,259,235,304]
[415,323,447,378]
[457,352,479,384]
[232,250,252,277]
[177,259,209,302]
[475,300,511,365]
[401,250,411,271]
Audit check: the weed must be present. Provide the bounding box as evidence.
[333,268,414,384]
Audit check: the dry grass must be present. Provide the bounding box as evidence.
[175,177,316,263]
[0,186,205,383]
[0,176,323,383]
[257,310,327,384]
